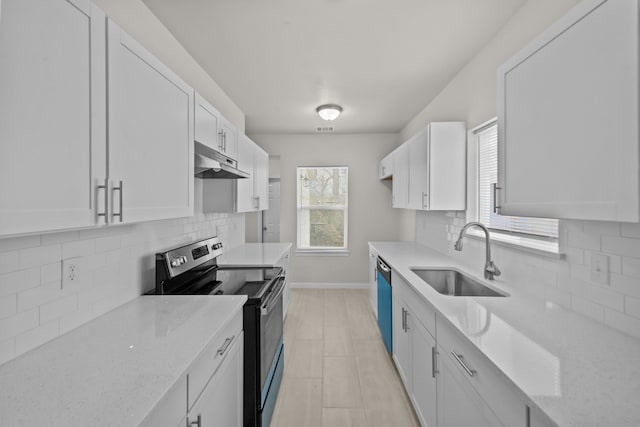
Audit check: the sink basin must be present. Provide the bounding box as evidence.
[410,268,507,297]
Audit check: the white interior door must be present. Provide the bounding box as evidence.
[262,180,280,243]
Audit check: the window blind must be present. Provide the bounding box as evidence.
[477,123,558,239]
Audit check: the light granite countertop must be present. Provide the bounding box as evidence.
[370,241,640,427]
[218,243,292,268]
[0,295,247,426]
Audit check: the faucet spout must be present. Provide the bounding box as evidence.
[454,222,501,280]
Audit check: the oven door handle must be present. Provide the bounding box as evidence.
[261,278,285,316]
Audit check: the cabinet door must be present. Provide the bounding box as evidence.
[236,134,256,212]
[392,144,409,208]
[437,348,503,427]
[255,146,269,211]
[379,153,393,179]
[392,294,411,390]
[194,93,220,151]
[219,116,238,160]
[497,0,639,222]
[368,247,378,318]
[188,333,243,427]
[0,0,106,236]
[410,315,437,427]
[107,20,194,224]
[408,129,429,210]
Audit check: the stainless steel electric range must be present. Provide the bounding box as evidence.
[151,236,284,427]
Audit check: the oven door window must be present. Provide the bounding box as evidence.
[260,276,284,394]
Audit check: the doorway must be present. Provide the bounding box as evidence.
[262,178,281,243]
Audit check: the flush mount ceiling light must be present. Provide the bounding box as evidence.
[316,104,343,121]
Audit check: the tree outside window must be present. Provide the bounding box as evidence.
[297,167,348,250]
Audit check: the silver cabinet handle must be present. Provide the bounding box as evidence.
[404,309,410,331]
[432,346,438,378]
[112,180,123,223]
[217,335,235,356]
[492,183,501,213]
[218,130,224,151]
[451,351,476,377]
[188,414,201,427]
[401,308,406,331]
[422,192,429,209]
[97,178,108,225]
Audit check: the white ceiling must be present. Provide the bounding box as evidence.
[142,0,526,134]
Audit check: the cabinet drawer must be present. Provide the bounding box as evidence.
[187,309,243,410]
[437,317,526,427]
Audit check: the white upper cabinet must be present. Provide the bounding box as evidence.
[203,135,269,213]
[218,115,238,160]
[0,0,106,236]
[107,19,194,224]
[379,153,393,179]
[497,0,640,222]
[408,122,466,211]
[195,93,220,152]
[384,122,466,211]
[195,93,238,161]
[392,143,410,209]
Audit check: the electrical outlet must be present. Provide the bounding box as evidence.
[62,257,82,289]
[590,253,609,285]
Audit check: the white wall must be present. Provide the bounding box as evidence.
[249,133,404,284]
[406,0,640,339]
[0,0,248,364]
[94,0,245,130]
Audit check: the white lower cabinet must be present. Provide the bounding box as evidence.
[393,273,436,427]
[392,270,530,427]
[188,333,244,427]
[437,346,501,427]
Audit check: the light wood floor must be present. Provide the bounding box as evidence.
[270,288,420,427]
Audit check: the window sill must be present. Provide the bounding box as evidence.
[465,229,562,259]
[295,249,351,257]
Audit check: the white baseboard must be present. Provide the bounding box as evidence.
[290,282,369,289]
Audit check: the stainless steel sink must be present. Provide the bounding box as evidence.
[410,268,508,297]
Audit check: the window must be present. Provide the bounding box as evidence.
[472,120,559,249]
[297,167,348,253]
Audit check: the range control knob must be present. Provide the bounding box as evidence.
[170,258,181,267]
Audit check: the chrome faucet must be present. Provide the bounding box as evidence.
[454,222,501,280]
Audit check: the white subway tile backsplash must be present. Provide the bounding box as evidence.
[0,268,41,297]
[416,213,640,338]
[622,256,640,279]
[625,296,640,320]
[62,239,95,259]
[0,309,38,342]
[0,212,245,365]
[571,296,605,323]
[39,295,78,324]
[0,251,19,275]
[17,282,61,312]
[567,230,600,251]
[621,223,640,239]
[601,235,640,257]
[15,319,59,356]
[604,308,640,340]
[95,236,121,253]
[0,235,40,253]
[19,245,61,270]
[0,295,17,320]
[41,262,62,284]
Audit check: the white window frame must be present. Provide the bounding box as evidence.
[296,166,349,255]
[466,118,560,256]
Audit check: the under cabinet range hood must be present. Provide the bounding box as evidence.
[194,141,250,179]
